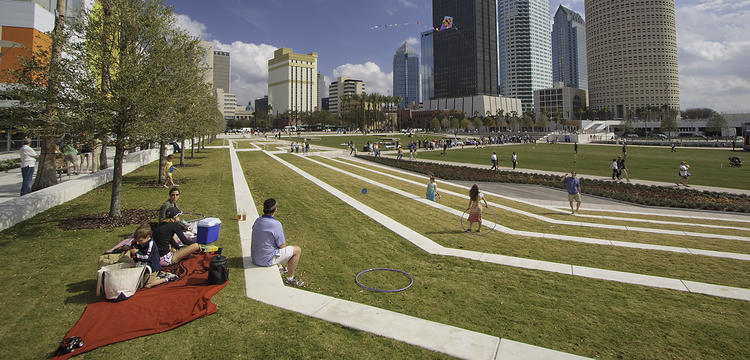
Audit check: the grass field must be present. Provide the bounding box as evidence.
[2,140,748,359]
[405,143,750,190]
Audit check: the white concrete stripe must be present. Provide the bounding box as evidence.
[275,153,749,301]
[304,156,750,262]
[341,156,750,228]
[330,157,750,242]
[230,142,503,360]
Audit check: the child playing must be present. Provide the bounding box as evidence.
[163,154,177,188]
[425,173,441,201]
[466,184,489,233]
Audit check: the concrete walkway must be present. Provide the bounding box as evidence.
[265,151,750,301]
[228,140,591,360]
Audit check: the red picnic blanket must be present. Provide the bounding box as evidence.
[52,253,227,359]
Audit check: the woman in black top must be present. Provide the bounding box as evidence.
[154,207,201,267]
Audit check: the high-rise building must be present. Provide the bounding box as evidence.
[552,5,587,91]
[586,0,679,119]
[420,30,434,103]
[215,88,237,120]
[254,95,268,114]
[212,50,230,92]
[199,41,214,87]
[267,48,318,115]
[498,0,553,111]
[432,0,498,99]
[317,72,325,111]
[393,42,419,109]
[328,77,365,115]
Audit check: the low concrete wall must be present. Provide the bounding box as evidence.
[0,148,163,232]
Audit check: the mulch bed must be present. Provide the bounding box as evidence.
[58,209,157,230]
[135,178,190,187]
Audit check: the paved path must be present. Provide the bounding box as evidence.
[228,140,592,360]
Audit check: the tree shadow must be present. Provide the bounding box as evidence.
[65,279,98,304]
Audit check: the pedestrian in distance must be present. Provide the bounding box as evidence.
[163,154,178,188]
[574,142,578,154]
[490,152,498,170]
[19,138,38,196]
[466,184,489,232]
[677,161,691,187]
[562,171,582,214]
[610,158,619,180]
[618,156,630,182]
[511,152,517,170]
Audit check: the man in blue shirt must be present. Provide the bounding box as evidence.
[562,171,582,214]
[251,199,304,287]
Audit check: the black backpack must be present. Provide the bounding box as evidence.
[207,249,228,285]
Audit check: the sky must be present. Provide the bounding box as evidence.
[165,0,750,113]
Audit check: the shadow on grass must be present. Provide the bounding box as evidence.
[226,256,245,269]
[65,279,98,304]
[424,230,469,235]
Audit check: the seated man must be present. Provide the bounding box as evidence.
[158,187,180,222]
[251,198,304,287]
[153,207,201,267]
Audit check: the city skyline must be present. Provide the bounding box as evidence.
[166,0,750,113]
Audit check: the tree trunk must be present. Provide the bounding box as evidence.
[99,142,108,170]
[109,143,125,218]
[31,136,59,190]
[191,137,195,158]
[158,141,165,183]
[179,139,185,165]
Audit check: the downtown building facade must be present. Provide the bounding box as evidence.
[498,0,553,112]
[552,5,587,91]
[432,0,498,99]
[420,29,434,104]
[267,48,318,115]
[585,0,679,119]
[392,42,419,109]
[327,77,365,115]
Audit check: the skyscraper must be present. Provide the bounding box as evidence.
[585,0,679,119]
[267,48,318,115]
[393,42,419,109]
[317,72,326,111]
[212,50,230,92]
[420,30,434,103]
[498,0,552,111]
[432,0,498,99]
[328,77,365,115]
[552,5,587,91]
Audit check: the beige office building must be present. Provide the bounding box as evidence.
[585,0,679,119]
[328,77,365,115]
[267,48,318,115]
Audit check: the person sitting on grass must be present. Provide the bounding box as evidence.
[163,154,178,188]
[466,184,488,232]
[251,198,304,287]
[158,187,180,222]
[154,207,201,268]
[129,223,178,288]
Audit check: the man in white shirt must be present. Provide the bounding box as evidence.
[610,158,619,180]
[490,152,498,170]
[19,138,38,196]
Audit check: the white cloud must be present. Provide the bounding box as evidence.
[333,62,393,96]
[174,14,209,39]
[676,2,750,111]
[405,36,419,48]
[399,0,417,8]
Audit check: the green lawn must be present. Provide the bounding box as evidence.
[409,143,750,189]
[251,151,749,359]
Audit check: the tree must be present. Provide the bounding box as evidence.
[460,118,471,131]
[472,117,483,131]
[450,117,459,130]
[705,113,728,136]
[681,108,716,120]
[430,118,440,131]
[660,106,678,136]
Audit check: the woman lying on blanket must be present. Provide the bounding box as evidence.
[130,224,178,288]
[154,207,202,268]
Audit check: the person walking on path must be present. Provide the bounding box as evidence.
[671,142,676,152]
[397,146,403,160]
[562,171,582,214]
[466,184,489,232]
[251,199,304,287]
[610,158,619,180]
[490,152,498,170]
[677,161,691,187]
[163,154,177,188]
[425,173,441,202]
[618,156,630,182]
[62,141,79,176]
[574,142,578,154]
[511,152,517,170]
[19,138,38,196]
[79,139,92,173]
[90,138,102,173]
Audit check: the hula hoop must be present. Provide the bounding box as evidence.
[355,268,413,292]
[460,207,498,236]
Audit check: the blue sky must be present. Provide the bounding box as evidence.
[166,0,750,113]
